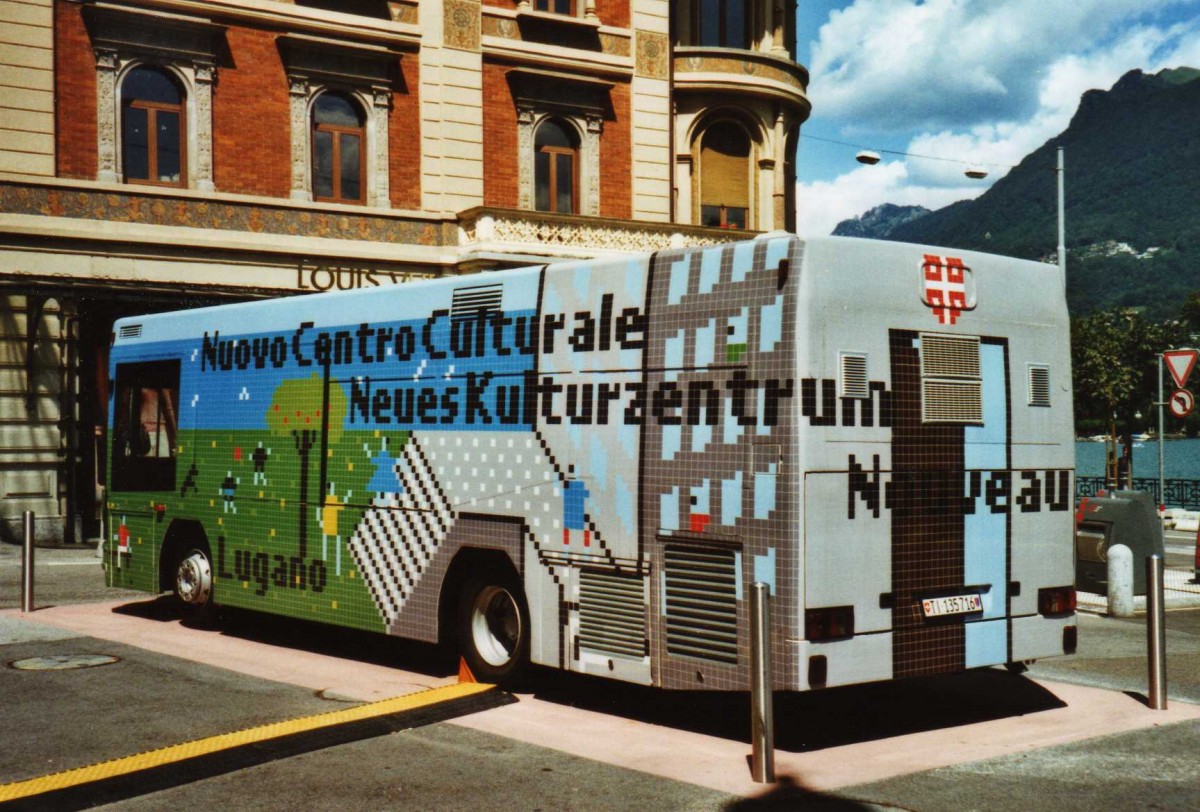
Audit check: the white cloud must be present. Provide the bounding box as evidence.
[795,161,986,237]
[811,0,1200,131]
[799,0,1200,232]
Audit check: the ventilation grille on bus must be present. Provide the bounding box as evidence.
[663,545,738,665]
[920,333,982,424]
[118,324,143,339]
[451,283,503,322]
[920,333,980,378]
[840,352,869,399]
[579,569,646,659]
[1029,365,1051,406]
[922,380,983,423]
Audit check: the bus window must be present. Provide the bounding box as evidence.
[112,359,180,492]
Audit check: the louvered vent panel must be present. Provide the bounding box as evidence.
[840,352,869,399]
[922,380,983,423]
[579,570,646,659]
[920,333,980,378]
[118,324,142,339]
[664,545,738,665]
[1029,365,1051,406]
[451,283,503,322]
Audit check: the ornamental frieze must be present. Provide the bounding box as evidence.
[0,183,450,246]
[673,53,807,93]
[389,1,418,25]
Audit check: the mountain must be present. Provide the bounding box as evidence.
[832,203,931,238]
[871,68,1200,320]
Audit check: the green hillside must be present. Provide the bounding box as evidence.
[884,68,1200,320]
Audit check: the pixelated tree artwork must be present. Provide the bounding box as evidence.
[266,374,346,559]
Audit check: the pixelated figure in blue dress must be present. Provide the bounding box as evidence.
[562,465,590,546]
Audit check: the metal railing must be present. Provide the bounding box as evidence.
[1076,476,1200,510]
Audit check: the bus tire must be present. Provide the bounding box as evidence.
[174,546,216,628]
[457,574,530,686]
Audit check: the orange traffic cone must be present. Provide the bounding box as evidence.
[457,657,477,684]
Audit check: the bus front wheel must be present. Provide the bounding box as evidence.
[457,575,530,685]
[174,547,216,627]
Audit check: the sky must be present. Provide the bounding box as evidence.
[794,0,1200,236]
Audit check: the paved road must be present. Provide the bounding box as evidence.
[3,545,1200,810]
[1164,530,1198,570]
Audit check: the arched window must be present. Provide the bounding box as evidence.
[534,0,575,13]
[699,120,750,229]
[697,0,748,48]
[312,92,366,204]
[535,119,579,214]
[121,66,186,187]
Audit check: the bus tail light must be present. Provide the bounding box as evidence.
[1038,586,1076,616]
[805,606,854,641]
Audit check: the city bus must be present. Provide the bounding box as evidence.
[105,233,1077,690]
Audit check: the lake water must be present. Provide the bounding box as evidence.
[1075,438,1200,480]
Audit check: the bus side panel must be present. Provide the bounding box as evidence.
[642,236,801,691]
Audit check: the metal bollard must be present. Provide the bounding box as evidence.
[21,511,35,613]
[750,582,775,783]
[1147,554,1167,710]
[1106,543,1134,618]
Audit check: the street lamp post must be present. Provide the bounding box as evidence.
[1057,146,1066,289]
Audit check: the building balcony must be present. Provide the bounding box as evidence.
[456,206,755,268]
[673,47,810,114]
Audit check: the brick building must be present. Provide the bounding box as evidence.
[0,0,808,544]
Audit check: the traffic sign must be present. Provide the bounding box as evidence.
[1164,349,1199,389]
[1169,388,1194,419]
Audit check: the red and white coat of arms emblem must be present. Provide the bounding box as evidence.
[922,254,973,325]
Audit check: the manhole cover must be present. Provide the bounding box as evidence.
[9,654,120,671]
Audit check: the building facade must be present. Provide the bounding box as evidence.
[0,0,808,545]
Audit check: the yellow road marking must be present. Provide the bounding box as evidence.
[0,682,494,803]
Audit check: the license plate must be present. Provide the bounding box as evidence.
[922,594,982,618]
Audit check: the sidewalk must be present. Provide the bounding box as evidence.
[1077,564,1200,613]
[4,598,1199,810]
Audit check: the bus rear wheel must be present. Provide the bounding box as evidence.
[174,547,216,627]
[457,575,530,686]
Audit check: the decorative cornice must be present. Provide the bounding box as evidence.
[83,0,420,49]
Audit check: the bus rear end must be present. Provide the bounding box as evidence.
[794,237,1076,690]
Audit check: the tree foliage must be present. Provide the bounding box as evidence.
[266,374,347,558]
[884,70,1200,320]
[1071,309,1191,435]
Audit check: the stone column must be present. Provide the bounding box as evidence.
[772,110,786,229]
[516,105,535,209]
[372,88,392,207]
[675,153,693,225]
[94,48,119,183]
[193,58,215,192]
[772,0,786,54]
[585,113,603,216]
[289,76,311,201]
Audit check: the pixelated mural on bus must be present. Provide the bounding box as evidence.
[107,234,1077,692]
[107,237,796,644]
